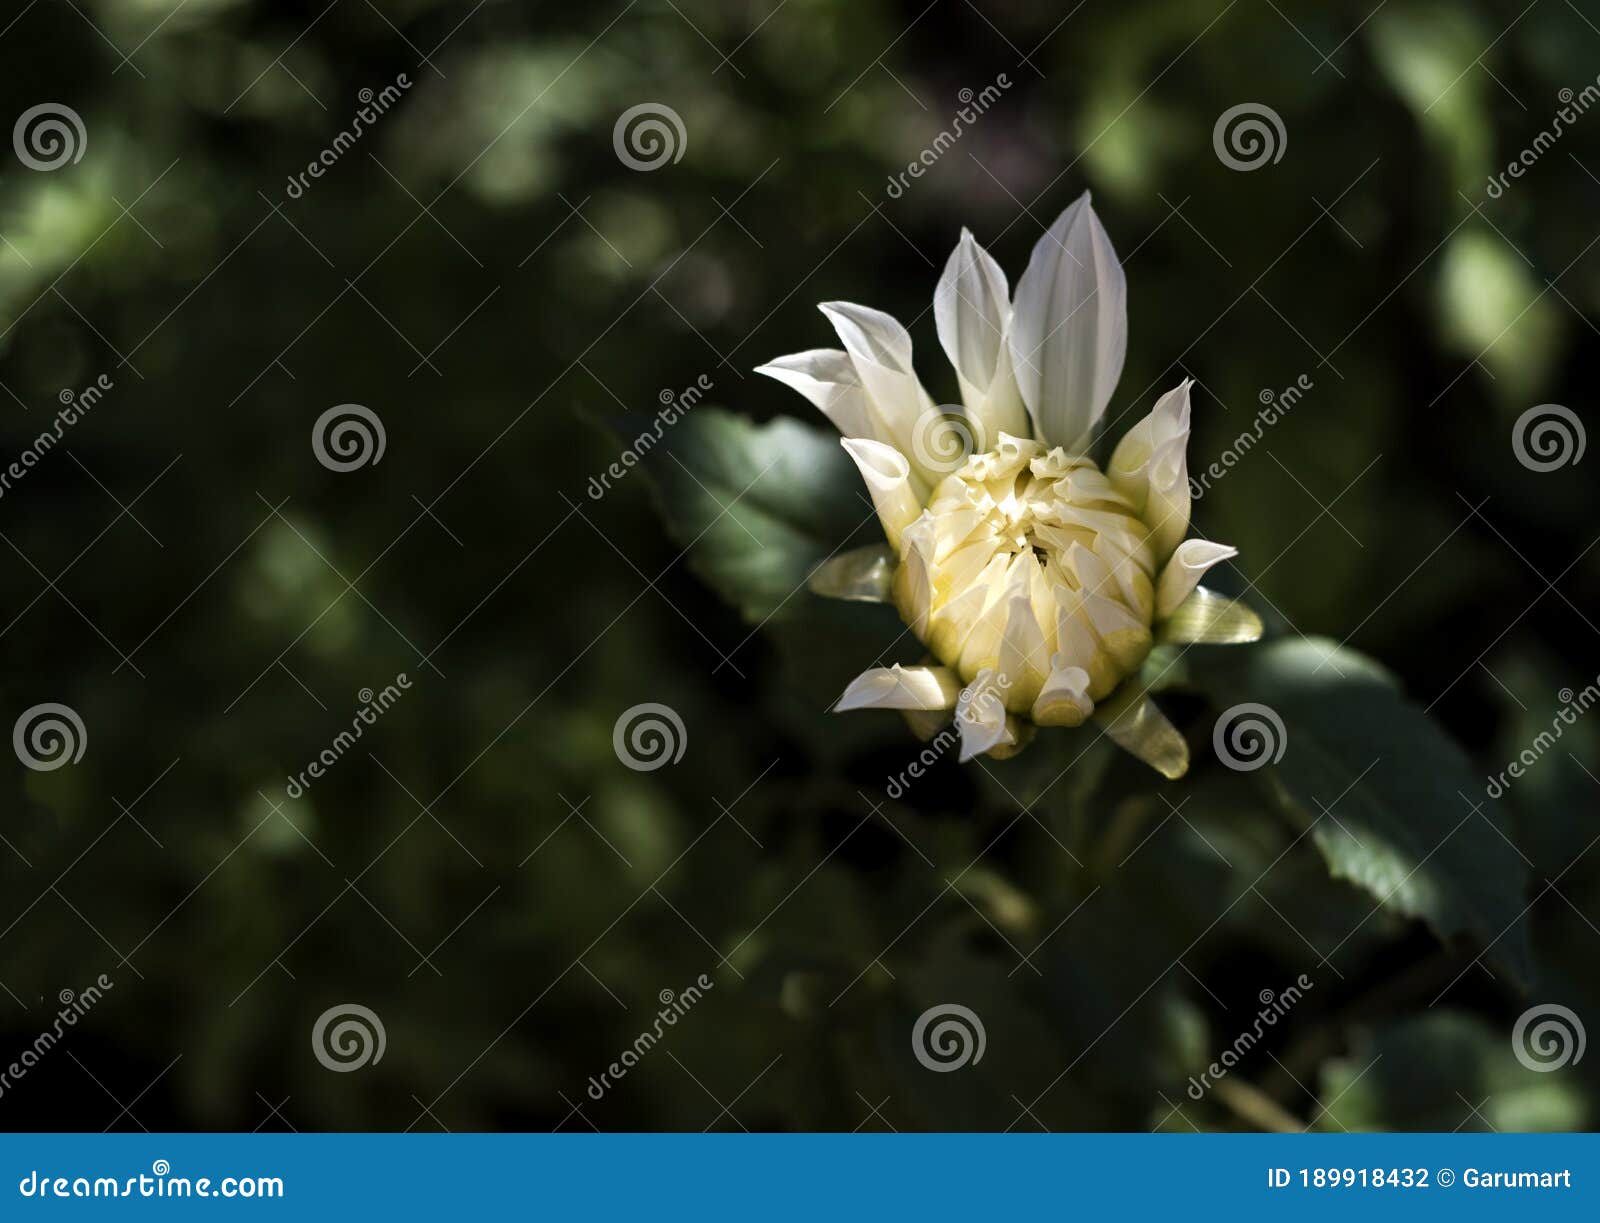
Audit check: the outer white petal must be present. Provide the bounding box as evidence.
[1033,658,1093,727]
[818,302,940,483]
[841,438,921,550]
[1006,192,1127,454]
[1108,379,1193,563]
[955,667,1015,761]
[934,230,1030,442]
[1155,540,1238,619]
[754,349,876,440]
[835,664,962,712]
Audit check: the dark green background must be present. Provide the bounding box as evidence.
[0,0,1596,1131]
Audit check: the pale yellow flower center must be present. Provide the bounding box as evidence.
[893,436,1156,716]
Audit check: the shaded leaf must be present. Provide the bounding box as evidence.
[1192,637,1532,982]
[634,407,873,622]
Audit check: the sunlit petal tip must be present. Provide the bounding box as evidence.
[835,664,962,713]
[755,348,876,440]
[1154,539,1239,619]
[840,437,922,548]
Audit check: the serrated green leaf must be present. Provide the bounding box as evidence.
[1193,637,1532,983]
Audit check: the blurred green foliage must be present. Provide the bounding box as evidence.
[0,0,1596,1132]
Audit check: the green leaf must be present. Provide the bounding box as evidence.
[1192,637,1532,982]
[635,408,874,622]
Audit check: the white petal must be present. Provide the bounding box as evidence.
[1033,659,1092,727]
[1155,540,1238,619]
[933,231,1030,443]
[818,302,938,480]
[1007,192,1127,454]
[955,668,1015,761]
[755,349,876,440]
[936,229,1009,398]
[1109,379,1193,563]
[841,438,922,549]
[836,664,963,712]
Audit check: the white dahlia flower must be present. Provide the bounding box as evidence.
[758,193,1261,777]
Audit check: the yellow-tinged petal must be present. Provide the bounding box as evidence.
[1091,685,1189,779]
[808,544,896,603]
[1033,659,1092,727]
[1156,587,1264,645]
[1109,379,1192,564]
